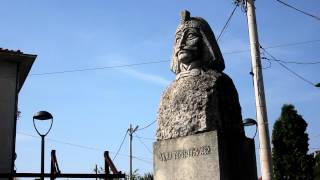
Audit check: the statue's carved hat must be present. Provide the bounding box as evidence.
[171,10,225,74]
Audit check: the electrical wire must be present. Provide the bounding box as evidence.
[136,120,156,132]
[17,131,153,165]
[1,40,318,79]
[18,132,108,152]
[262,59,272,70]
[135,134,152,154]
[132,156,152,165]
[262,57,320,65]
[217,4,239,41]
[261,52,272,69]
[113,130,129,161]
[133,135,155,141]
[275,62,316,86]
[17,131,105,151]
[260,46,317,87]
[264,39,320,49]
[276,0,320,21]
[224,39,320,55]
[30,60,169,76]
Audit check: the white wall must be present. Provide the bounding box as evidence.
[0,60,18,176]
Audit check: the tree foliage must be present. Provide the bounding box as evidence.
[93,167,153,180]
[314,152,320,180]
[139,172,153,180]
[126,169,153,180]
[272,104,314,180]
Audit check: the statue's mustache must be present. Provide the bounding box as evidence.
[176,46,198,56]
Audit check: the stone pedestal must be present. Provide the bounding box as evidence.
[153,131,257,180]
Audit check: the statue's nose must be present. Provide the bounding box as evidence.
[176,39,184,48]
[176,32,187,47]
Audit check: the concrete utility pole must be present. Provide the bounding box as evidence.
[128,124,139,180]
[244,0,274,179]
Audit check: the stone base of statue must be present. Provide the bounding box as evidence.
[153,131,257,180]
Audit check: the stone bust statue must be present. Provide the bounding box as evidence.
[156,10,244,140]
[171,10,225,79]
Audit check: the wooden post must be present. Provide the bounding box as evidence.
[104,151,110,180]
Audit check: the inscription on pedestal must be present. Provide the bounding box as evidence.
[158,145,211,161]
[154,131,220,180]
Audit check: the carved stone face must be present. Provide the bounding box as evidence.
[170,10,225,75]
[175,27,201,65]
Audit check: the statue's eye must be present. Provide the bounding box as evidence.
[175,32,182,43]
[187,33,197,40]
[175,37,181,43]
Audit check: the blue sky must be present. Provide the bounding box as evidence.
[1,0,319,178]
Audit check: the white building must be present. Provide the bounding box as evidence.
[0,48,36,179]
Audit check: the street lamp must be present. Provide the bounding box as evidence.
[33,111,53,180]
[243,118,258,139]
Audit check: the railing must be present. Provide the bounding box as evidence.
[0,150,125,180]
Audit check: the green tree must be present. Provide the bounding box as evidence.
[272,104,314,180]
[130,169,141,180]
[93,166,153,180]
[139,172,153,180]
[125,169,153,180]
[314,151,320,180]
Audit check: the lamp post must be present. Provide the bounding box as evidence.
[243,118,258,139]
[33,111,53,180]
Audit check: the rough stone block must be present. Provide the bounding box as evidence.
[156,70,244,140]
[153,131,257,180]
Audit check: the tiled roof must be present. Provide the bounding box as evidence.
[0,48,23,54]
[0,47,36,92]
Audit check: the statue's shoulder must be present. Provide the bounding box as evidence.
[213,72,236,86]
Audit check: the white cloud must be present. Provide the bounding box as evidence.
[120,68,170,86]
[96,53,171,87]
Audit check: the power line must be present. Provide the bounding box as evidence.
[47,138,105,152]
[18,131,105,152]
[276,62,315,86]
[260,46,317,87]
[30,60,169,76]
[261,59,272,70]
[113,130,129,161]
[276,0,320,21]
[217,4,239,41]
[262,57,320,65]
[133,135,155,141]
[263,39,320,49]
[132,156,152,165]
[136,120,156,132]
[260,50,272,69]
[26,40,320,77]
[17,131,151,162]
[135,134,152,154]
[0,39,314,78]
[224,39,320,55]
